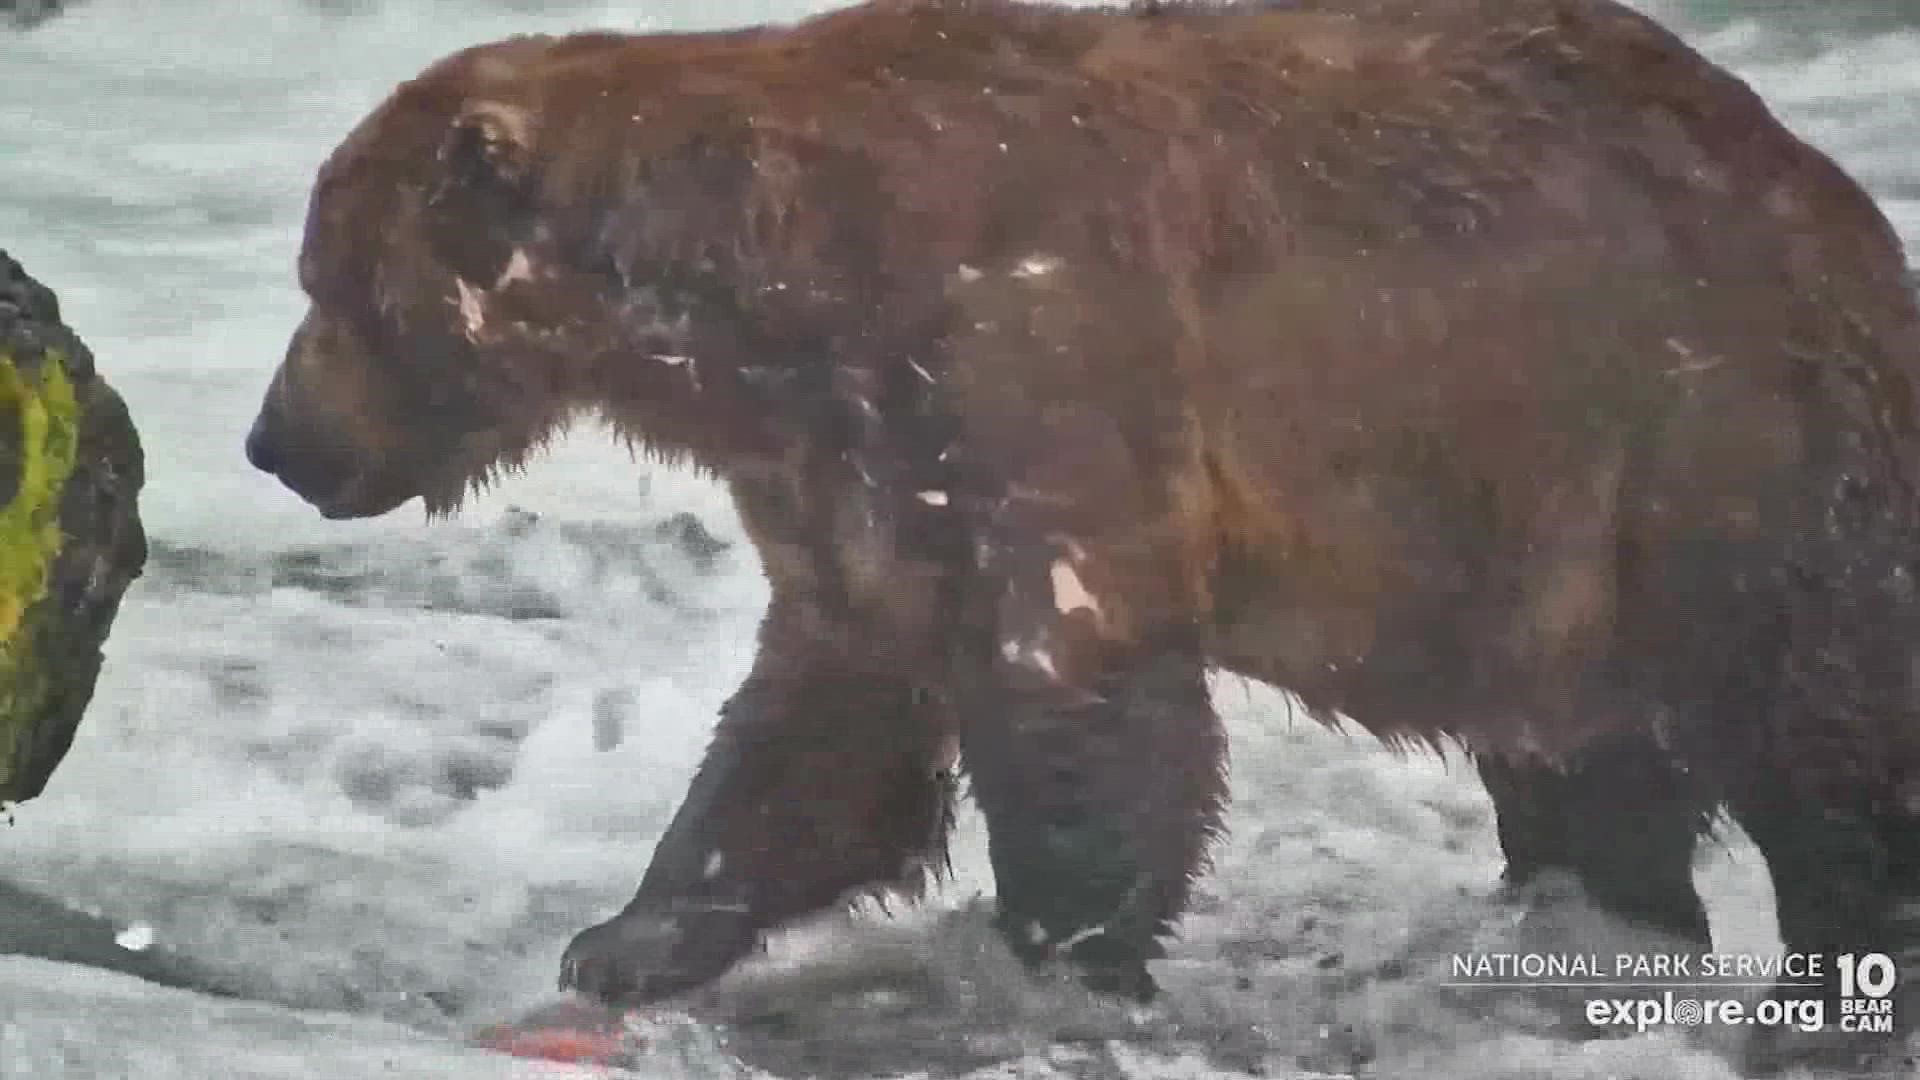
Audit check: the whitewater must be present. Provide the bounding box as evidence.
[0,1,1915,1077]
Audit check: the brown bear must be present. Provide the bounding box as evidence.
[245,0,1920,1071]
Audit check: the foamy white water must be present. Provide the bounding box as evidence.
[0,1,1914,1077]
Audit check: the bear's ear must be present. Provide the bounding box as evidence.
[437,100,537,193]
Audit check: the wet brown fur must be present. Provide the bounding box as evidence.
[246,0,1920,1065]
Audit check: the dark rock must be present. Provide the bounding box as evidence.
[1,0,67,30]
[0,249,147,805]
[654,510,730,570]
[0,877,243,998]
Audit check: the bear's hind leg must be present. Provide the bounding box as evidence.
[1729,775,1920,1074]
[558,643,957,1006]
[1474,737,1714,951]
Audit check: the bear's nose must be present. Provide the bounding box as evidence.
[245,420,280,475]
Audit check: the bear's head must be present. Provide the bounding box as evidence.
[245,35,806,519]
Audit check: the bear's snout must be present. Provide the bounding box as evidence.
[244,414,281,476]
[242,404,333,496]
[243,398,394,519]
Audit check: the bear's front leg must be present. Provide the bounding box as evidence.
[927,303,1231,999]
[955,516,1228,1002]
[559,599,957,1004]
[963,629,1225,1002]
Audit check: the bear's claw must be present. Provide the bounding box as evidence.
[558,908,756,1005]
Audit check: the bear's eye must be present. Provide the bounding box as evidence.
[424,188,531,289]
[439,123,495,189]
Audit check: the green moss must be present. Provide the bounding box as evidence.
[0,348,81,801]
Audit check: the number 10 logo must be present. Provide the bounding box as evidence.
[1838,953,1897,999]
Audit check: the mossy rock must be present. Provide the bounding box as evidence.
[0,250,146,805]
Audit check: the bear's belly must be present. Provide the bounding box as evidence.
[1200,527,1641,756]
